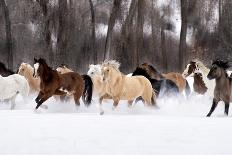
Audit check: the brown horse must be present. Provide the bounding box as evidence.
[139,63,190,96]
[33,58,93,109]
[206,60,232,117]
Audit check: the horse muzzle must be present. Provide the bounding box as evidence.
[207,74,214,80]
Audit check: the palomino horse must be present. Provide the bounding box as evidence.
[206,60,232,117]
[18,63,41,93]
[182,60,215,96]
[132,67,179,97]
[0,62,14,77]
[0,74,29,109]
[33,58,93,109]
[56,64,73,74]
[139,63,190,96]
[101,61,156,113]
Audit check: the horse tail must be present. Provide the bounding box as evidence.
[151,91,158,107]
[81,74,93,107]
[185,80,191,97]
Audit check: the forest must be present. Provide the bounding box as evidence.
[0,0,232,73]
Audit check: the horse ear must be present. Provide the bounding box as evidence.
[34,58,37,62]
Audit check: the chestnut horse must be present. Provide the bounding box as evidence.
[33,58,93,109]
[138,63,190,96]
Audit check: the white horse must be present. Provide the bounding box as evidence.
[0,74,29,109]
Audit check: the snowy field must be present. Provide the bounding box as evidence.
[0,78,231,155]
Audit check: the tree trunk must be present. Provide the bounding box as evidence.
[0,0,13,70]
[161,25,167,72]
[135,0,144,67]
[103,0,122,60]
[120,0,137,54]
[88,0,96,64]
[57,0,68,64]
[179,0,188,71]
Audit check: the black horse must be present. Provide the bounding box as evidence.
[132,67,179,98]
[0,62,14,77]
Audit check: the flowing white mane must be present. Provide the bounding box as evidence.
[102,60,120,71]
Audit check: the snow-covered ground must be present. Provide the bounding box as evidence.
[0,78,231,155]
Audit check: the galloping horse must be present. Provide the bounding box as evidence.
[206,60,232,117]
[101,61,156,113]
[33,58,93,109]
[0,74,29,109]
[138,63,190,96]
[18,63,40,93]
[182,60,215,96]
[0,62,14,77]
[132,67,179,97]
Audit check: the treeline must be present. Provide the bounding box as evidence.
[0,0,232,73]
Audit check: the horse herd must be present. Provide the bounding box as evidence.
[0,58,231,116]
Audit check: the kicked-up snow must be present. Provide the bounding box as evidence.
[0,78,231,155]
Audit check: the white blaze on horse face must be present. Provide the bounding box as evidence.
[33,63,39,78]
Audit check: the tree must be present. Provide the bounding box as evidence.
[179,0,188,71]
[104,0,122,60]
[135,0,145,67]
[88,0,97,63]
[0,0,13,69]
[57,0,68,64]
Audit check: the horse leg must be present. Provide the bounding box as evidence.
[35,91,44,103]
[10,94,17,110]
[74,91,82,107]
[206,99,219,117]
[35,93,52,110]
[112,98,119,110]
[128,100,133,108]
[224,102,230,116]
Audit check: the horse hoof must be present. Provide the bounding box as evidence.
[40,105,48,109]
[100,111,104,115]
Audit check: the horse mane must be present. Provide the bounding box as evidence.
[132,67,152,80]
[37,58,52,70]
[102,60,120,71]
[212,59,230,70]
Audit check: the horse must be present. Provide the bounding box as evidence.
[18,63,41,93]
[33,58,93,110]
[132,67,179,97]
[56,64,73,74]
[0,74,29,109]
[139,63,190,96]
[101,61,156,113]
[206,59,232,117]
[0,62,14,77]
[182,60,215,96]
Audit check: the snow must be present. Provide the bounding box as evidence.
[0,78,231,155]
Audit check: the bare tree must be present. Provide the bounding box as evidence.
[0,0,13,69]
[57,0,68,64]
[104,0,122,60]
[135,0,145,66]
[179,0,188,71]
[89,0,97,63]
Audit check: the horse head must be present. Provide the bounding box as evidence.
[207,59,230,80]
[33,58,48,78]
[87,64,102,77]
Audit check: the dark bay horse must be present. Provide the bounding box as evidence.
[206,60,232,117]
[137,63,190,96]
[33,58,93,109]
[0,62,14,77]
[132,67,179,97]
